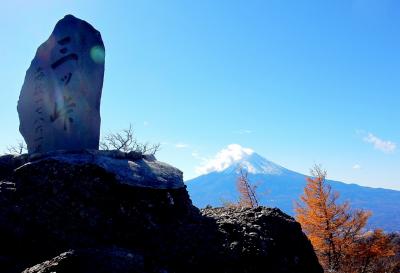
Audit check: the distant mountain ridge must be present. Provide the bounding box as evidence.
[186,151,400,232]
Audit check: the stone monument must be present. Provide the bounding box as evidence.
[17,14,105,153]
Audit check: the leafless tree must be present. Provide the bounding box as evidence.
[100,124,160,155]
[237,167,260,208]
[7,141,27,155]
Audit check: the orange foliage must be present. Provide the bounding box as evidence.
[342,229,398,273]
[295,165,371,272]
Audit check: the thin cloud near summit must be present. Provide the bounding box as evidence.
[195,144,254,175]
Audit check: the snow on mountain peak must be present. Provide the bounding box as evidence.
[235,153,284,175]
[195,144,284,175]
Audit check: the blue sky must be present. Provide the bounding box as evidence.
[1,0,399,189]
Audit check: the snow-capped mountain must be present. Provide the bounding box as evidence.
[186,150,400,232]
[222,152,286,175]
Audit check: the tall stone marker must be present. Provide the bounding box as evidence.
[18,15,105,153]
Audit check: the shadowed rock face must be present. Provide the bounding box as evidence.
[0,152,322,273]
[202,207,322,273]
[17,15,105,153]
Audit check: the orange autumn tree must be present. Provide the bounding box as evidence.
[295,165,371,272]
[342,229,397,273]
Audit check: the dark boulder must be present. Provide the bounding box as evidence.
[21,248,146,273]
[0,151,322,273]
[202,207,322,273]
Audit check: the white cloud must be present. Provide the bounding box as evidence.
[195,144,254,175]
[175,143,189,149]
[234,129,253,135]
[353,164,361,170]
[363,133,396,153]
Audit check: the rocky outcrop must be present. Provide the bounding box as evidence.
[21,249,146,273]
[202,207,322,273]
[0,151,322,273]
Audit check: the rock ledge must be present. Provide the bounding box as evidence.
[0,152,322,273]
[1,150,183,189]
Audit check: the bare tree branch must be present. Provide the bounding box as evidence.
[100,124,160,155]
[237,167,260,208]
[7,141,27,155]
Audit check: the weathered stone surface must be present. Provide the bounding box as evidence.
[21,249,145,273]
[17,14,105,153]
[19,154,183,190]
[0,152,322,273]
[0,150,183,189]
[202,207,323,273]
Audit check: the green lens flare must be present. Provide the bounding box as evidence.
[90,46,105,64]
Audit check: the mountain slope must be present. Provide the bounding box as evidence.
[186,152,400,232]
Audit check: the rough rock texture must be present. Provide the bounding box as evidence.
[202,207,322,273]
[0,150,182,189]
[18,14,105,153]
[21,249,146,273]
[0,152,322,273]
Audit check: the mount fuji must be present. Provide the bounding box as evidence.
[186,146,400,232]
